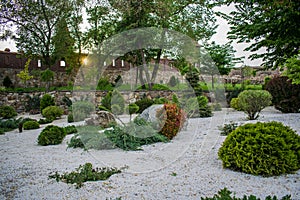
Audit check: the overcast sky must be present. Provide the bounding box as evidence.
[0,4,263,67]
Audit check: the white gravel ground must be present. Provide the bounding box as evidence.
[0,107,299,200]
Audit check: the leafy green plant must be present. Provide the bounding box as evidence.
[17,58,33,87]
[135,98,154,114]
[49,163,121,188]
[265,76,300,113]
[0,105,17,119]
[42,106,63,120]
[218,122,238,136]
[40,94,55,112]
[218,121,300,176]
[0,118,22,133]
[127,103,139,121]
[72,101,94,122]
[23,121,40,130]
[64,125,77,135]
[230,97,241,111]
[41,69,55,92]
[237,90,272,120]
[97,77,113,91]
[38,118,53,124]
[201,188,291,200]
[25,94,41,114]
[67,113,74,123]
[38,125,66,146]
[184,96,212,118]
[156,103,186,139]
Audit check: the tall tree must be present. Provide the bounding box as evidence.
[217,0,300,68]
[0,0,73,67]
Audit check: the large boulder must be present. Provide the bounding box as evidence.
[139,104,165,131]
[85,111,116,128]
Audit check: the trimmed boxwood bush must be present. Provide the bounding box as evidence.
[237,90,272,120]
[42,106,63,120]
[23,121,40,130]
[0,105,17,119]
[40,94,55,112]
[218,121,300,176]
[38,125,66,146]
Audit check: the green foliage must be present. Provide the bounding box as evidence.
[64,125,77,135]
[97,77,113,91]
[156,103,186,140]
[38,118,53,124]
[0,105,17,119]
[237,90,272,120]
[263,76,272,90]
[67,113,74,123]
[0,118,22,133]
[62,96,72,107]
[101,91,112,111]
[3,76,13,88]
[218,121,300,176]
[25,94,40,114]
[42,106,63,120]
[40,94,55,112]
[168,75,178,87]
[201,188,291,200]
[41,69,55,92]
[111,90,125,115]
[17,58,33,87]
[127,103,139,115]
[226,88,243,105]
[219,1,300,68]
[218,122,238,136]
[134,98,154,114]
[230,98,241,111]
[38,125,66,146]
[23,121,40,130]
[104,119,169,151]
[72,101,94,122]
[283,54,300,85]
[184,96,212,118]
[137,84,170,91]
[49,163,121,189]
[265,76,300,113]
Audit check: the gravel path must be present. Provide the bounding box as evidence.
[0,107,299,200]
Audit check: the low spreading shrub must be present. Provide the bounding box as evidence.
[0,118,22,133]
[135,98,154,114]
[218,122,238,136]
[23,121,40,130]
[237,90,272,120]
[38,118,53,124]
[218,121,300,176]
[40,94,55,112]
[37,125,66,146]
[64,125,77,135]
[72,101,94,122]
[49,163,121,188]
[156,103,186,139]
[42,106,63,120]
[265,76,300,113]
[0,105,17,119]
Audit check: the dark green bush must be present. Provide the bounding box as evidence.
[38,125,67,146]
[226,88,243,105]
[72,101,94,122]
[62,96,72,107]
[218,121,300,176]
[38,118,53,124]
[23,121,40,130]
[168,75,178,87]
[0,118,21,133]
[97,77,113,91]
[265,76,300,113]
[218,122,238,136]
[0,105,17,119]
[237,90,272,120]
[25,94,40,114]
[49,163,121,188]
[42,106,63,120]
[40,94,55,112]
[135,98,154,114]
[67,113,74,123]
[184,96,212,118]
[3,76,13,88]
[100,91,112,111]
[64,125,77,135]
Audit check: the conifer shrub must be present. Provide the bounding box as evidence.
[23,121,40,130]
[0,105,17,119]
[237,90,272,120]
[168,75,178,87]
[156,103,186,139]
[42,106,63,120]
[97,77,113,91]
[64,125,77,135]
[265,76,300,113]
[230,98,241,111]
[72,101,94,122]
[38,118,53,124]
[67,113,74,123]
[40,94,55,112]
[135,98,154,114]
[25,94,40,114]
[38,125,66,146]
[218,121,300,176]
[111,90,125,114]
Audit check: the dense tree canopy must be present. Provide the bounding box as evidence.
[218,0,300,68]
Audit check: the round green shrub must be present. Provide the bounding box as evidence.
[218,121,300,176]
[135,98,154,114]
[23,121,40,130]
[67,113,74,123]
[0,105,17,119]
[38,125,67,146]
[40,94,55,112]
[237,90,272,120]
[230,98,241,111]
[72,101,94,122]
[42,106,63,120]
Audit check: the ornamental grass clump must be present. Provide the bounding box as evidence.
[218,121,300,176]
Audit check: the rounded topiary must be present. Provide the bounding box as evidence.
[218,121,300,176]
[38,125,67,146]
[230,98,241,111]
[42,106,63,120]
[23,121,40,130]
[40,94,55,112]
[0,105,17,119]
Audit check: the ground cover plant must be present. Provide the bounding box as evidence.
[49,163,121,189]
[218,121,300,176]
[38,125,66,146]
[201,188,291,200]
[218,122,238,136]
